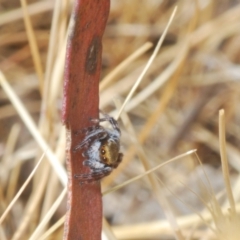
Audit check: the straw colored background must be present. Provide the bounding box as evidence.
[1,0,240,239]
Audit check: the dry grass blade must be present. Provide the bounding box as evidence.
[1,124,21,185]
[0,0,54,26]
[219,109,236,213]
[111,203,240,239]
[29,187,67,240]
[39,126,66,228]
[2,1,240,239]
[116,6,177,119]
[103,44,187,187]
[100,42,153,91]
[0,227,7,240]
[124,41,188,112]
[0,71,67,186]
[48,39,67,105]
[20,0,44,93]
[43,1,69,118]
[115,98,184,239]
[38,215,65,240]
[0,152,45,225]
[102,218,118,240]
[103,149,196,195]
[193,125,240,172]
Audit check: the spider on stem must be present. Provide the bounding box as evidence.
[74,113,123,182]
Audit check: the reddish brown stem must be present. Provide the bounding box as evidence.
[62,0,110,239]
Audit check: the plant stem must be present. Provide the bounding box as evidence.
[62,0,110,239]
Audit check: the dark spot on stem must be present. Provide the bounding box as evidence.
[85,36,100,74]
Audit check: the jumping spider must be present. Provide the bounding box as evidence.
[74,113,123,182]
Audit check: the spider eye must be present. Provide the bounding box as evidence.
[103,156,108,161]
[101,145,106,155]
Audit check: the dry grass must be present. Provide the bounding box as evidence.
[1,0,240,239]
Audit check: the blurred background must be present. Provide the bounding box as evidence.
[1,0,240,239]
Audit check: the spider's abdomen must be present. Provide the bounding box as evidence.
[100,139,120,165]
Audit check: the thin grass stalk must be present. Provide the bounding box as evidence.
[219,109,236,214]
[20,0,44,94]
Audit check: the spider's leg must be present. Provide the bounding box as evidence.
[82,160,92,167]
[74,173,97,182]
[74,166,112,182]
[93,166,112,175]
[73,128,87,136]
[82,151,89,157]
[91,117,120,134]
[73,124,101,136]
[82,127,108,141]
[83,159,105,168]
[90,111,121,133]
[73,128,108,152]
[73,139,91,151]
[78,131,107,150]
[101,116,120,133]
